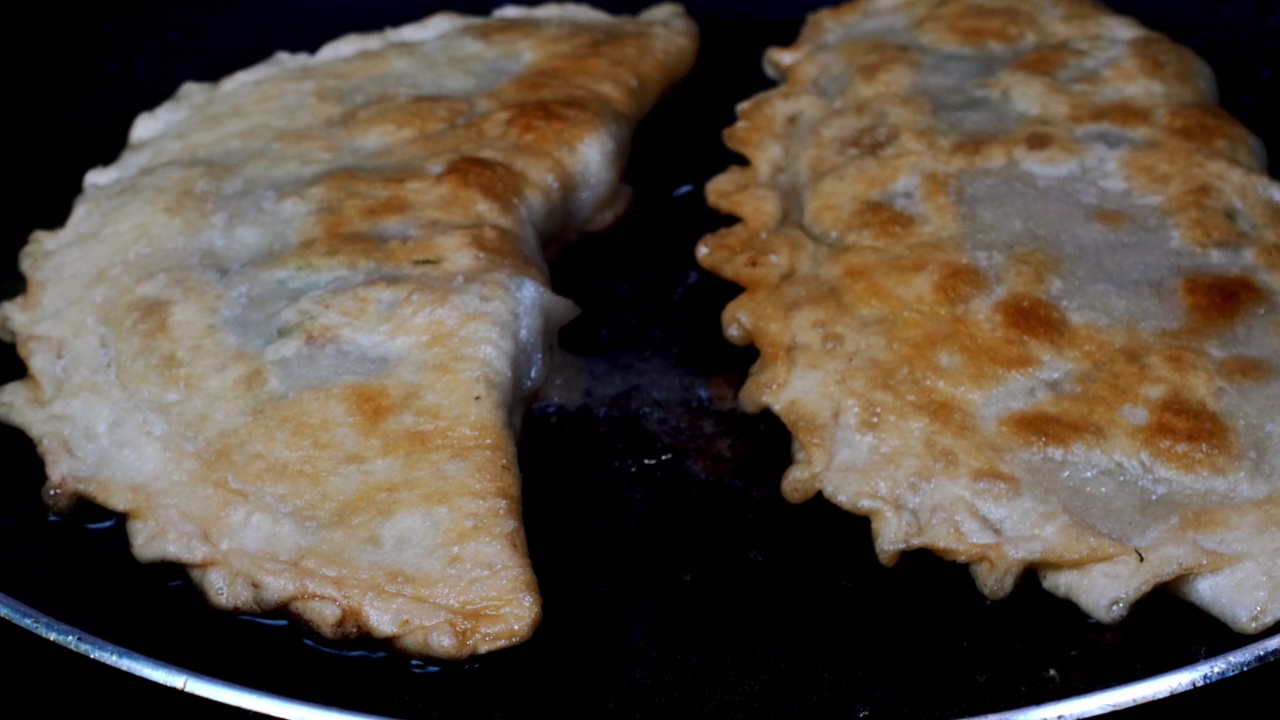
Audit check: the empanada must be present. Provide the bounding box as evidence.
[1,3,697,658]
[697,0,1277,632]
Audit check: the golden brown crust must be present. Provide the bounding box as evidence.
[697,0,1278,633]
[0,3,697,658]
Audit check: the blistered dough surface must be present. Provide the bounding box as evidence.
[697,0,1277,633]
[1,3,697,658]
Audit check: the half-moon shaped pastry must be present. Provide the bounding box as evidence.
[1,3,697,658]
[697,0,1277,633]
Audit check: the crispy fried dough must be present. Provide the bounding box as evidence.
[697,0,1278,633]
[1,3,696,658]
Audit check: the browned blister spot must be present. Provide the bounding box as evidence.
[306,170,418,244]
[936,5,1038,47]
[540,36,675,115]
[346,384,396,431]
[127,297,172,337]
[284,161,545,275]
[499,99,601,147]
[951,135,995,157]
[834,245,936,311]
[1085,103,1152,129]
[1023,131,1055,151]
[1093,209,1131,228]
[1011,47,1073,76]
[969,332,1042,373]
[1165,105,1258,165]
[1180,274,1266,327]
[1168,184,1252,248]
[919,397,975,436]
[1218,356,1272,383]
[360,195,409,220]
[849,201,916,243]
[995,293,1069,342]
[1138,396,1232,470]
[1002,410,1104,450]
[933,261,987,306]
[437,157,526,212]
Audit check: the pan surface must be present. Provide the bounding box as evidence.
[3,2,1277,717]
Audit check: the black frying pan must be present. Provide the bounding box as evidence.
[3,2,1277,717]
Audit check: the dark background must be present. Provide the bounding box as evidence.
[3,1,1277,717]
